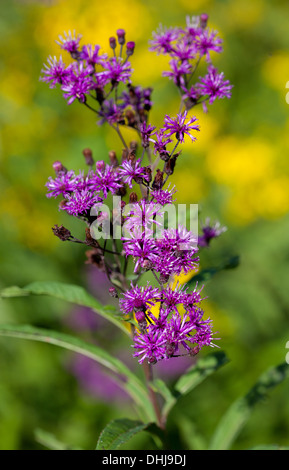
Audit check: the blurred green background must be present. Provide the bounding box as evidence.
[1,0,289,450]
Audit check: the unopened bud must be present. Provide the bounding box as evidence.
[190,345,200,356]
[148,355,157,365]
[109,36,117,49]
[125,109,136,127]
[159,273,170,285]
[96,160,105,171]
[122,148,129,161]
[200,13,209,29]
[166,342,176,357]
[126,41,135,56]
[144,166,152,183]
[53,161,67,175]
[82,148,94,166]
[129,192,138,203]
[108,287,118,298]
[116,29,126,45]
[109,150,118,167]
[130,141,138,152]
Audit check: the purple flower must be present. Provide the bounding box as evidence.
[40,56,72,89]
[88,164,122,198]
[119,283,160,315]
[119,159,150,188]
[98,99,124,125]
[61,189,101,216]
[46,170,79,198]
[122,236,158,272]
[197,65,233,104]
[149,26,180,55]
[103,57,132,85]
[61,63,94,104]
[162,59,192,87]
[170,41,197,62]
[163,111,200,143]
[123,199,164,233]
[184,15,202,41]
[152,130,172,158]
[198,218,227,247]
[151,184,177,205]
[80,44,108,73]
[133,329,167,364]
[139,122,156,148]
[195,29,223,61]
[56,30,82,58]
[165,313,196,356]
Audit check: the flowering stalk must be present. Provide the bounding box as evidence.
[41,14,231,429]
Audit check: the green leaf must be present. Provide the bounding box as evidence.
[155,351,229,418]
[188,256,240,286]
[35,428,82,450]
[209,362,289,450]
[0,324,155,422]
[0,281,129,336]
[249,444,289,450]
[96,418,148,450]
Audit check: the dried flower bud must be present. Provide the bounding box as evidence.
[129,192,138,203]
[108,287,118,298]
[190,345,200,356]
[116,29,126,45]
[109,36,117,49]
[82,148,94,166]
[121,148,129,161]
[164,152,180,175]
[144,166,152,183]
[126,41,135,56]
[52,224,72,241]
[129,141,137,152]
[109,150,118,167]
[135,310,147,330]
[166,341,176,357]
[85,248,106,271]
[152,169,164,190]
[159,273,170,284]
[125,109,136,127]
[116,184,127,197]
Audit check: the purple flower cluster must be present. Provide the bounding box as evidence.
[120,283,216,364]
[44,15,230,366]
[150,14,232,111]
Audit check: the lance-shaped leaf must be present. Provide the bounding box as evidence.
[153,351,229,418]
[35,428,82,450]
[0,324,155,422]
[209,362,289,450]
[0,281,129,336]
[96,419,148,450]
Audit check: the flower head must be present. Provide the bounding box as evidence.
[197,65,233,104]
[163,111,200,143]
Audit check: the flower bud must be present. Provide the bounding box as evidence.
[129,192,138,203]
[116,29,126,45]
[82,148,94,166]
[109,150,118,167]
[152,169,164,190]
[200,13,209,29]
[108,287,119,298]
[53,161,67,175]
[126,41,135,56]
[109,36,117,49]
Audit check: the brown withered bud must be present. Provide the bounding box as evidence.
[108,150,118,167]
[159,273,170,285]
[129,140,138,153]
[121,148,129,162]
[159,150,170,162]
[141,259,154,270]
[125,109,136,127]
[128,150,136,163]
[85,227,100,247]
[190,345,200,356]
[82,148,94,166]
[85,248,106,272]
[166,342,176,358]
[164,152,180,176]
[59,199,68,210]
[108,287,119,298]
[152,169,164,190]
[129,192,138,203]
[52,224,72,241]
[144,166,152,183]
[116,184,127,197]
